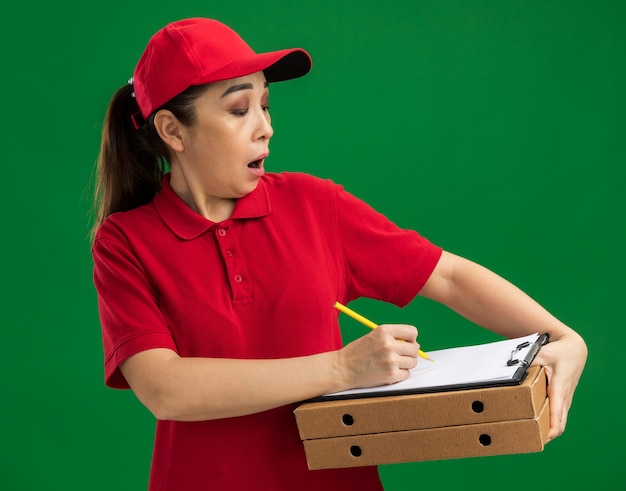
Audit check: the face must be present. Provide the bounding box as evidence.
[167,71,274,207]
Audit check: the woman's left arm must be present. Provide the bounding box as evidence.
[419,250,588,442]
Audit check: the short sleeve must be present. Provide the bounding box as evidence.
[333,185,442,306]
[93,223,177,389]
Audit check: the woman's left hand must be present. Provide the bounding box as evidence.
[420,251,588,443]
[531,331,587,442]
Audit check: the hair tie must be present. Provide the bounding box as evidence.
[130,112,147,130]
[127,77,146,129]
[128,77,136,98]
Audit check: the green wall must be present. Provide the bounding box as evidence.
[2,1,623,489]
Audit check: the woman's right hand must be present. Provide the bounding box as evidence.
[337,324,420,390]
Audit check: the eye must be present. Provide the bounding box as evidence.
[230,108,249,117]
[262,104,271,112]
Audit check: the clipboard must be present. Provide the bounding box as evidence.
[315,333,549,402]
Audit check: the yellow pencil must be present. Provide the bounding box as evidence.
[334,301,434,362]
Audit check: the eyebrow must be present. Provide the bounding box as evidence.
[221,81,269,97]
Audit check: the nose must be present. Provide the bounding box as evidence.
[255,109,274,141]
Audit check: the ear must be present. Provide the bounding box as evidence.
[152,110,185,153]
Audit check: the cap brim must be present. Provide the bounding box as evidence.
[263,49,312,82]
[196,48,312,85]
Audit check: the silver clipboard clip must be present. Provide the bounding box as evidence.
[507,333,549,367]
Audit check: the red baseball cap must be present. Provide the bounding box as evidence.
[133,18,312,119]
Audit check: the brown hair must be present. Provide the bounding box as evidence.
[91,83,209,240]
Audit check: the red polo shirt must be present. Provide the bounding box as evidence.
[93,172,442,490]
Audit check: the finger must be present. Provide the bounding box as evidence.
[546,400,562,443]
[559,403,569,436]
[546,382,561,441]
[545,375,571,442]
[530,351,547,367]
[395,337,420,357]
[389,366,412,384]
[379,324,418,343]
[396,353,418,370]
[546,401,570,442]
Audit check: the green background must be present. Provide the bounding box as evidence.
[1,0,623,489]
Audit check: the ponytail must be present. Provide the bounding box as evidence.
[91,83,209,240]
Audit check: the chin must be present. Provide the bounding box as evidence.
[235,179,260,198]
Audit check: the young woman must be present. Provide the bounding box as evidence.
[92,17,587,490]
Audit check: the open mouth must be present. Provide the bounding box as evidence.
[247,158,265,177]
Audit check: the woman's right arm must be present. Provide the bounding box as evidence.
[94,208,422,423]
[120,323,420,422]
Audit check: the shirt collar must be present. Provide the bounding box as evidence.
[154,174,271,240]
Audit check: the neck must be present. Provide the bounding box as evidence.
[169,168,236,223]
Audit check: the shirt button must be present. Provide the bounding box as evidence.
[234,274,243,283]
[218,228,227,237]
[226,250,234,257]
